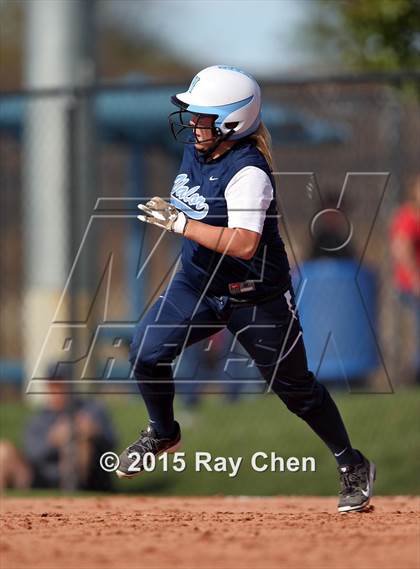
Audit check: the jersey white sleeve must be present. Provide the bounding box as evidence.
[224,166,274,234]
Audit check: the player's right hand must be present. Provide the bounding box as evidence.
[137,197,188,234]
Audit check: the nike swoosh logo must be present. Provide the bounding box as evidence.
[361,484,370,498]
[209,176,218,181]
[334,447,347,457]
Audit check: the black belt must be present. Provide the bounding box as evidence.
[227,283,291,308]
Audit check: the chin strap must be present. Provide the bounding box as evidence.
[197,129,236,162]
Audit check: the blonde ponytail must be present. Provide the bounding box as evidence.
[249,122,274,171]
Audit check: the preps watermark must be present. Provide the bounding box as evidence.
[100,451,316,477]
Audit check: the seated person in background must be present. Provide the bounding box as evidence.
[0,368,117,491]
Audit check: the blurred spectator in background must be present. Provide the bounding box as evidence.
[176,329,261,412]
[0,367,116,491]
[296,190,380,388]
[390,174,420,383]
[176,332,224,410]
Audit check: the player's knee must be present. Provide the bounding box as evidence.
[283,397,317,417]
[130,351,159,375]
[129,343,173,378]
[129,338,155,366]
[271,373,325,416]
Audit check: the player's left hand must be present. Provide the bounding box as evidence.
[137,197,188,234]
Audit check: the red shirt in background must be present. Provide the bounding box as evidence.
[390,203,420,292]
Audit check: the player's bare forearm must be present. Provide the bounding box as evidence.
[184,219,260,260]
[136,197,260,259]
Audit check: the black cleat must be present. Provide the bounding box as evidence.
[116,422,181,479]
[337,451,376,513]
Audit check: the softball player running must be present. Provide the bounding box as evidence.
[116,65,376,513]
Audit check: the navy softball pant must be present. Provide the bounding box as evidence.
[128,269,353,454]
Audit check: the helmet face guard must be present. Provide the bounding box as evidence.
[168,108,221,145]
[168,95,237,159]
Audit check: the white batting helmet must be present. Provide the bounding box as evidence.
[169,65,262,142]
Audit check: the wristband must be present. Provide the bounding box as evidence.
[173,211,188,234]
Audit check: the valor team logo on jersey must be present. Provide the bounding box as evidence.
[170,174,209,220]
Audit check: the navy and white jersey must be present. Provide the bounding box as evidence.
[169,140,291,298]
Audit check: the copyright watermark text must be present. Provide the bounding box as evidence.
[100,451,316,477]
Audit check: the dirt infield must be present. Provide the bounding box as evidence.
[0,496,419,569]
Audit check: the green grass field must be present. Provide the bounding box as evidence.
[1,388,419,496]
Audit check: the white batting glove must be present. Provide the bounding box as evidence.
[137,197,188,234]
